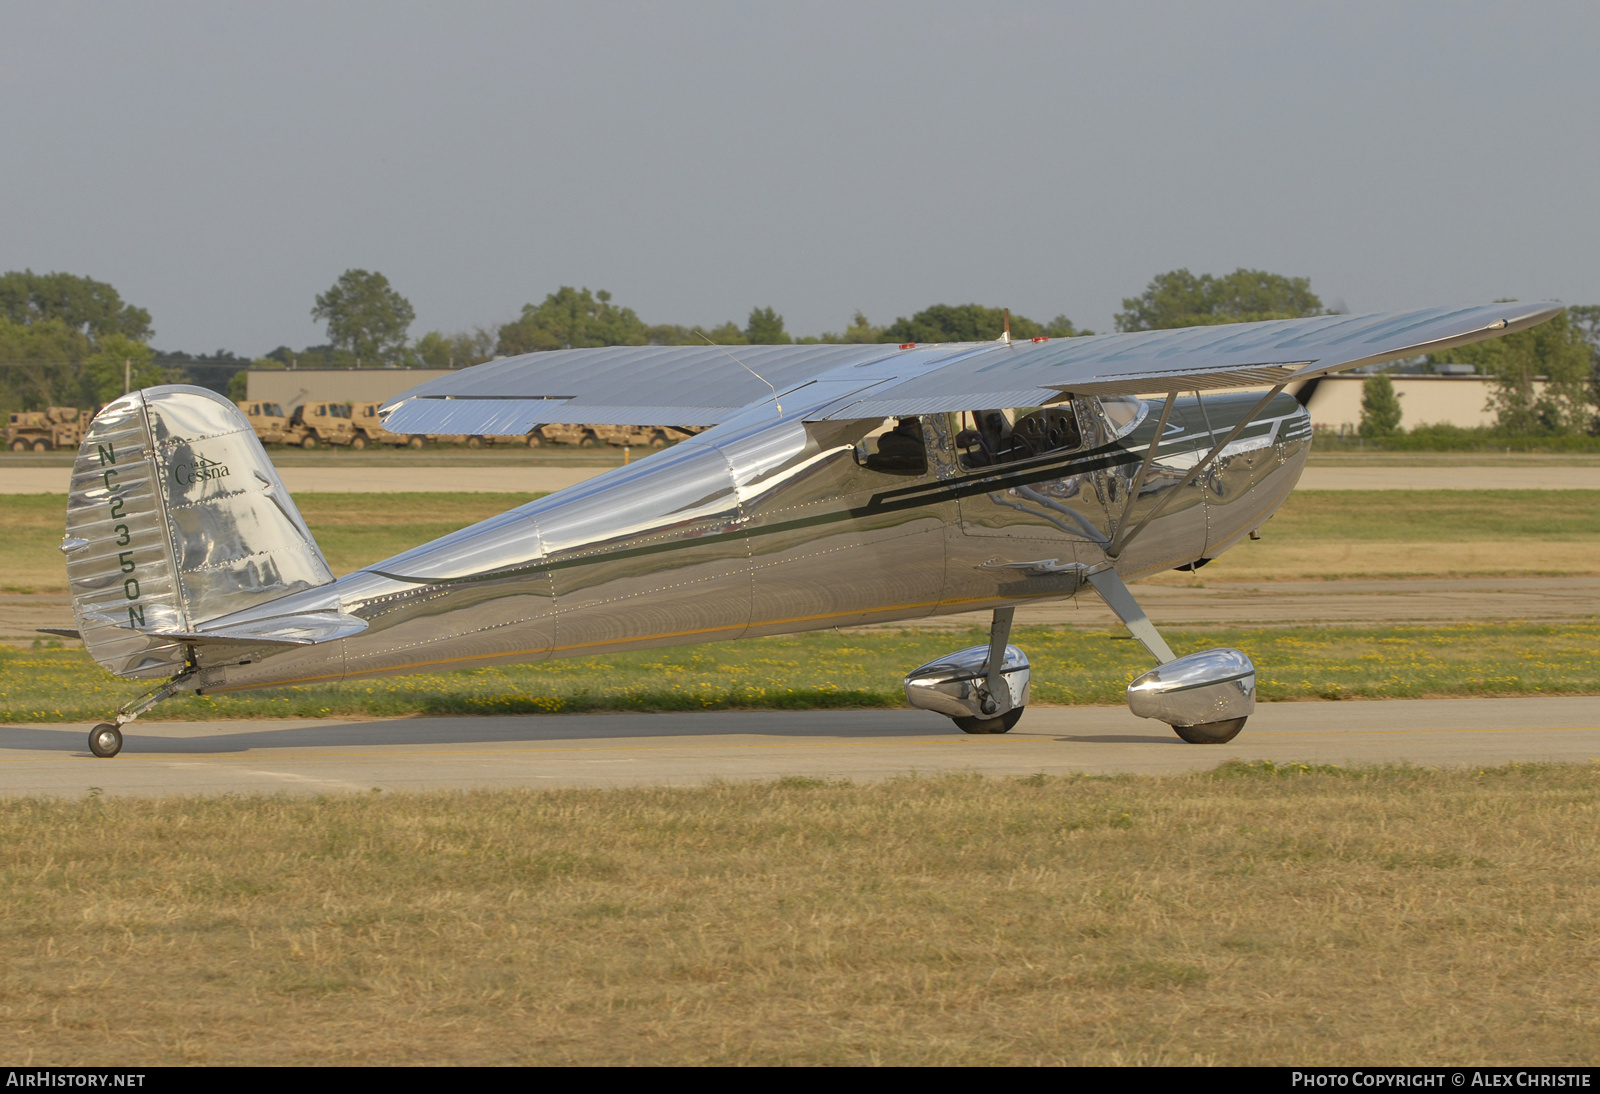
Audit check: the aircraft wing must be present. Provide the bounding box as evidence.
[379,344,909,434]
[379,302,1559,434]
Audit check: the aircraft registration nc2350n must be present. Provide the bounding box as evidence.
[54,302,1560,758]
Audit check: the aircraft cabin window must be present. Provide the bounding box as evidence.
[955,404,1083,471]
[855,416,928,475]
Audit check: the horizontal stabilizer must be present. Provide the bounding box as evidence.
[119,610,368,648]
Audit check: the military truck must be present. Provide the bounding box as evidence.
[590,424,701,449]
[527,423,601,447]
[351,401,425,448]
[234,400,297,445]
[6,407,85,452]
[288,401,357,448]
[524,423,703,448]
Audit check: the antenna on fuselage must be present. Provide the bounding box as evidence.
[1000,309,1012,345]
[695,331,782,415]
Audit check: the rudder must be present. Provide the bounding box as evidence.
[63,385,336,679]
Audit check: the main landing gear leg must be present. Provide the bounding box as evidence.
[1086,566,1175,665]
[953,607,1025,735]
[903,607,1031,734]
[1086,566,1252,745]
[88,672,194,758]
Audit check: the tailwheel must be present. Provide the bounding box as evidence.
[953,708,1024,735]
[1171,717,1247,744]
[89,723,123,758]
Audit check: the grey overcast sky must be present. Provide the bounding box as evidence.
[3,1,1597,353]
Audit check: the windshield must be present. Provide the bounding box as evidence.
[1097,396,1147,440]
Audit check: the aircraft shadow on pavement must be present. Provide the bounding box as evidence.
[0,709,963,755]
[1056,734,1185,745]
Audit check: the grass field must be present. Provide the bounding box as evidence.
[6,622,1597,723]
[4,489,1599,593]
[1151,488,1600,583]
[3,765,1597,1065]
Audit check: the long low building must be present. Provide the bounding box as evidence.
[1298,374,1523,433]
[245,368,458,409]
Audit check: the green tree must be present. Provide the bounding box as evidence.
[744,306,791,344]
[1358,373,1403,437]
[1430,308,1595,434]
[1042,314,1091,338]
[311,270,415,366]
[0,269,153,341]
[1568,305,1600,429]
[496,287,649,355]
[640,320,750,346]
[809,311,886,344]
[263,344,345,370]
[83,335,165,405]
[1115,268,1324,332]
[882,304,1053,343]
[413,328,496,369]
[0,317,93,411]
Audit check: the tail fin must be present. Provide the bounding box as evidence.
[63,385,336,679]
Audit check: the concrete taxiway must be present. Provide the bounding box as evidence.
[2,697,1595,797]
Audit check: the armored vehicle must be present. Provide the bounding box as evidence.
[288,402,356,448]
[234,400,296,445]
[352,401,424,448]
[6,407,84,452]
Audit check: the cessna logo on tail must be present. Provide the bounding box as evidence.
[172,454,231,486]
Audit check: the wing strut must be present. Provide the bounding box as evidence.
[1106,390,1179,557]
[1105,383,1287,559]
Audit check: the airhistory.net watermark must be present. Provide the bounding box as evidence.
[5,1074,145,1088]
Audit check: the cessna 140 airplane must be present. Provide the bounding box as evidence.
[54,301,1560,758]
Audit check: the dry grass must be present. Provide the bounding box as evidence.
[3,766,1598,1065]
[1149,489,1600,582]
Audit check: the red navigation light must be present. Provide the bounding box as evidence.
[899,342,916,350]
[1031,336,1049,343]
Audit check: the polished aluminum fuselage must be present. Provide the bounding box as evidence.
[198,389,1310,693]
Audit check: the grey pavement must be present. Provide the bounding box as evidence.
[6,463,1600,494]
[2,697,1596,797]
